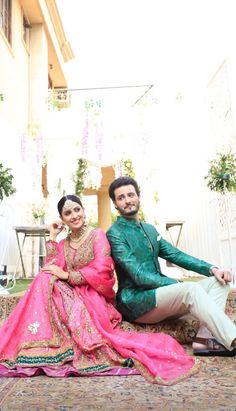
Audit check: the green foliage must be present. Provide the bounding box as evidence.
[121,159,135,178]
[154,191,159,205]
[73,158,88,196]
[138,208,146,222]
[47,90,59,110]
[205,151,236,195]
[56,178,66,196]
[111,212,118,223]
[87,218,98,228]
[0,163,16,201]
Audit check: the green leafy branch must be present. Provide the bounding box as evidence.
[204,151,236,195]
[73,158,88,197]
[0,163,16,201]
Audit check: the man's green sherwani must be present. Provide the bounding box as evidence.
[106,217,213,322]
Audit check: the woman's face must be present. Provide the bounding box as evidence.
[61,201,85,231]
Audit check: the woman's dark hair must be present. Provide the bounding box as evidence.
[57,195,83,216]
[108,176,140,201]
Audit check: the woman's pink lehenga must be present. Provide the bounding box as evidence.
[0,228,199,385]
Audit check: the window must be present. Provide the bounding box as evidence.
[0,0,11,44]
[22,15,30,48]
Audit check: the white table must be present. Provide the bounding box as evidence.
[14,225,50,277]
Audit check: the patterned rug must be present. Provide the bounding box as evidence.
[1,290,236,410]
[0,354,236,411]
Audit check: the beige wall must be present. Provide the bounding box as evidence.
[29,23,48,127]
[0,1,29,133]
[0,0,71,276]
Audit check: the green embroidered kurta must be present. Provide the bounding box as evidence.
[106,217,213,322]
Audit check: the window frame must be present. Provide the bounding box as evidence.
[22,13,30,50]
[0,0,11,44]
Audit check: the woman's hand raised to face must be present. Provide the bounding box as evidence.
[48,221,66,241]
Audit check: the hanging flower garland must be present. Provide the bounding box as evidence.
[82,99,103,162]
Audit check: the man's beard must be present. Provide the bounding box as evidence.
[116,202,140,217]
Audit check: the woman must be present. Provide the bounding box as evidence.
[0,195,199,384]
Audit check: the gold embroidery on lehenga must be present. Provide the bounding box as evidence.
[28,321,40,334]
[92,231,111,257]
[132,356,200,385]
[45,241,58,258]
[69,271,86,285]
[64,227,95,271]
[97,285,106,293]
[56,280,75,319]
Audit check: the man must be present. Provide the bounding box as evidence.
[106,176,236,356]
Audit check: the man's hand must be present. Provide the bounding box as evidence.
[211,267,232,285]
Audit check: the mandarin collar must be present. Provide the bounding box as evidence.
[117,216,141,227]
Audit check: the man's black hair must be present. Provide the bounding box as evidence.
[108,176,140,201]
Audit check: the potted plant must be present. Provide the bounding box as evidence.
[32,203,46,224]
[0,162,16,201]
[0,163,16,292]
[204,150,236,279]
[204,151,236,195]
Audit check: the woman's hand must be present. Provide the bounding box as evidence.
[42,264,69,280]
[48,220,66,241]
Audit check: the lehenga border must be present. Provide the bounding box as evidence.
[133,356,200,385]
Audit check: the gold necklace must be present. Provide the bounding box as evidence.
[68,225,89,243]
[69,236,81,243]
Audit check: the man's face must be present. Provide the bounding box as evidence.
[113,184,140,218]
